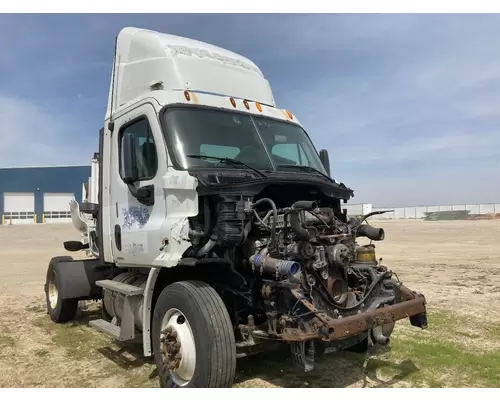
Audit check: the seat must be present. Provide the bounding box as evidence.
[138,142,157,178]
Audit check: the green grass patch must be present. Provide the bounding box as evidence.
[31,311,113,361]
[25,303,46,313]
[355,311,500,387]
[24,302,500,388]
[235,310,500,388]
[29,310,157,387]
[0,334,16,348]
[35,349,50,357]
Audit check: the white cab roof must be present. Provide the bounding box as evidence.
[106,27,276,119]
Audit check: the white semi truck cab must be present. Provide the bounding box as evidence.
[44,27,428,388]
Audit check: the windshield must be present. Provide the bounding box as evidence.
[162,107,327,175]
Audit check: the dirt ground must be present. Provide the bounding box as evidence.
[1,220,500,388]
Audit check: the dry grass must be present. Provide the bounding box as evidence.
[1,220,500,387]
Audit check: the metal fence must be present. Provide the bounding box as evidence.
[345,203,500,220]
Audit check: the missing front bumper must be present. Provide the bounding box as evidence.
[282,288,427,342]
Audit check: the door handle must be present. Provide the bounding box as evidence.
[114,224,122,251]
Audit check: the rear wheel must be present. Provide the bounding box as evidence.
[44,256,78,323]
[152,280,236,388]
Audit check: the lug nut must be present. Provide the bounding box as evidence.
[162,326,172,335]
[166,343,174,353]
[173,342,181,352]
[167,361,178,370]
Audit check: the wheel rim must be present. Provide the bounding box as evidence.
[160,308,196,386]
[48,272,58,310]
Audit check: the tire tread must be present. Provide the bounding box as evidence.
[153,280,236,388]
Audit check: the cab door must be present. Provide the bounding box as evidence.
[108,102,167,266]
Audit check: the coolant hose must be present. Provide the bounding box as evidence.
[356,224,385,241]
[287,200,318,241]
[291,200,318,211]
[289,211,310,241]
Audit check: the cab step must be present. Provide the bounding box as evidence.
[89,279,144,342]
[95,279,144,296]
[89,319,122,339]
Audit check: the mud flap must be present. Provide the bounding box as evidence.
[290,340,315,372]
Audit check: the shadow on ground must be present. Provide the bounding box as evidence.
[234,344,419,388]
[75,304,157,374]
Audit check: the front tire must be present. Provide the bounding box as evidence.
[44,256,78,323]
[152,280,236,388]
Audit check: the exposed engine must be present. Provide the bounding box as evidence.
[183,185,426,370]
[243,199,389,308]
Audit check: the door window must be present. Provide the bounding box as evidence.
[119,117,158,181]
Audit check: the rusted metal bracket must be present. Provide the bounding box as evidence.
[283,288,427,342]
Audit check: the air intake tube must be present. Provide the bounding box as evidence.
[250,254,300,278]
[356,224,385,241]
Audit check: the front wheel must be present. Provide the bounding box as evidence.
[152,280,236,388]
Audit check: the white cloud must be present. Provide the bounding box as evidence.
[0,95,97,168]
[1,14,499,207]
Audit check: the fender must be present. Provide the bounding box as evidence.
[142,267,161,356]
[44,256,110,301]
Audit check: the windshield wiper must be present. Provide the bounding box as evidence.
[276,164,334,183]
[186,155,268,178]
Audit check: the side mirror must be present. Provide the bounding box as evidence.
[319,149,331,176]
[122,132,138,184]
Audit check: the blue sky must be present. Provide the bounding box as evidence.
[1,13,499,206]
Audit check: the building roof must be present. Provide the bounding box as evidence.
[0,164,90,170]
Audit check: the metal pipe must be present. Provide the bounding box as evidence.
[203,197,211,241]
[197,236,217,257]
[252,198,279,257]
[372,327,390,345]
[356,224,385,241]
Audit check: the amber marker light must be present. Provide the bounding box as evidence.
[184,90,191,101]
[256,102,262,112]
[230,97,236,107]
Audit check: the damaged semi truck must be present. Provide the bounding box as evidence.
[44,27,428,388]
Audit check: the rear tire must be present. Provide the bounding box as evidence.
[152,280,236,388]
[44,256,78,323]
